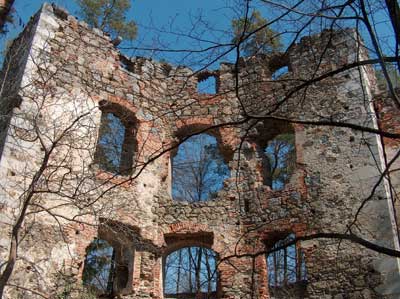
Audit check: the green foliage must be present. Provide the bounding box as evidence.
[232,10,281,56]
[54,264,97,299]
[82,239,115,295]
[264,133,296,190]
[96,112,125,173]
[0,0,15,35]
[376,63,400,90]
[76,0,137,41]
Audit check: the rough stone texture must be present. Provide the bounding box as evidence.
[0,3,399,299]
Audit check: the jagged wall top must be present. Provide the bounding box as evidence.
[31,2,362,81]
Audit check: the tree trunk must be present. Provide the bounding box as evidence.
[0,234,17,298]
[195,248,203,295]
[205,251,212,295]
[176,249,182,294]
[283,247,288,285]
[188,248,193,294]
[273,252,277,286]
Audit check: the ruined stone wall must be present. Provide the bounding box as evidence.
[0,3,399,299]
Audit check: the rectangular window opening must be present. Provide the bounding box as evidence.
[197,75,217,94]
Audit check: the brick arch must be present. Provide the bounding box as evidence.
[99,95,139,115]
[175,117,214,131]
[161,224,222,299]
[168,222,210,234]
[98,99,138,127]
[258,222,308,243]
[161,222,229,255]
[163,234,215,257]
[174,119,235,163]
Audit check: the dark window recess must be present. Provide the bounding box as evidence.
[119,54,135,72]
[82,239,116,296]
[250,120,296,190]
[172,133,230,202]
[164,246,218,299]
[82,239,131,297]
[271,65,289,80]
[95,107,136,175]
[266,234,307,298]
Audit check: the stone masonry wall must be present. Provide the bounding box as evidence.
[0,3,399,299]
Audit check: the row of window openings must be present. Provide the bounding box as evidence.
[96,112,296,201]
[196,65,290,94]
[83,234,307,298]
[197,65,292,95]
[120,59,289,95]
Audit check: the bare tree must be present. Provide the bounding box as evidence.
[0,0,400,299]
[172,133,230,202]
[164,247,217,299]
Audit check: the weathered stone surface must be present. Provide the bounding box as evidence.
[0,3,399,299]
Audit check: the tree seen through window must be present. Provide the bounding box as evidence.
[267,234,307,288]
[172,133,230,202]
[264,133,295,190]
[164,246,218,299]
[82,239,115,296]
[98,113,125,172]
[96,109,136,175]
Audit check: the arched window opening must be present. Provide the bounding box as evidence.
[164,246,218,299]
[82,239,116,296]
[266,234,307,297]
[95,102,136,175]
[172,133,230,202]
[263,133,295,190]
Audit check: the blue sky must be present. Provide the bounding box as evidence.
[2,0,240,67]
[1,1,396,70]
[172,133,230,202]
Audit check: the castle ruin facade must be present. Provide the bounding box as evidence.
[0,4,399,299]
